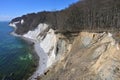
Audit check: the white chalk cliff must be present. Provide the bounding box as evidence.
[10,22,70,80]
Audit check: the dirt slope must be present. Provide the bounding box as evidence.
[39,32,120,80]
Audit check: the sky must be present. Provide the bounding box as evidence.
[0,0,79,21]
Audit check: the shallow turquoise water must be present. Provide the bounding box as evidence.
[0,22,36,80]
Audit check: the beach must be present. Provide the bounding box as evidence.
[21,37,48,80]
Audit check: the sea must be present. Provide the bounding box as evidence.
[0,22,36,80]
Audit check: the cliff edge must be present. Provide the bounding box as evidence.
[40,32,120,80]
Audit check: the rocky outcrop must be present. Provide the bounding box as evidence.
[40,32,120,80]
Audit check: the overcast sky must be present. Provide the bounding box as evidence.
[0,0,79,21]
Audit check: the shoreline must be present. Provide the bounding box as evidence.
[10,31,48,80]
[9,31,40,80]
[20,36,48,80]
[9,23,49,79]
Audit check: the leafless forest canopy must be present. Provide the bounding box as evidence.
[11,0,120,34]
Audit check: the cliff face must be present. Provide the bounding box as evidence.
[40,32,120,80]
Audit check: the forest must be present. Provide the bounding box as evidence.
[10,0,120,34]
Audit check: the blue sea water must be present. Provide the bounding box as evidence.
[0,22,36,80]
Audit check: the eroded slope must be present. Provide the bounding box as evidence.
[40,32,120,80]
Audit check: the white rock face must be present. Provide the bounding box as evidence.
[40,29,56,53]
[40,29,57,67]
[28,28,57,80]
[9,21,20,30]
[23,23,48,40]
[23,23,59,80]
[108,33,112,37]
[21,19,24,24]
[9,23,17,29]
[14,21,20,24]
